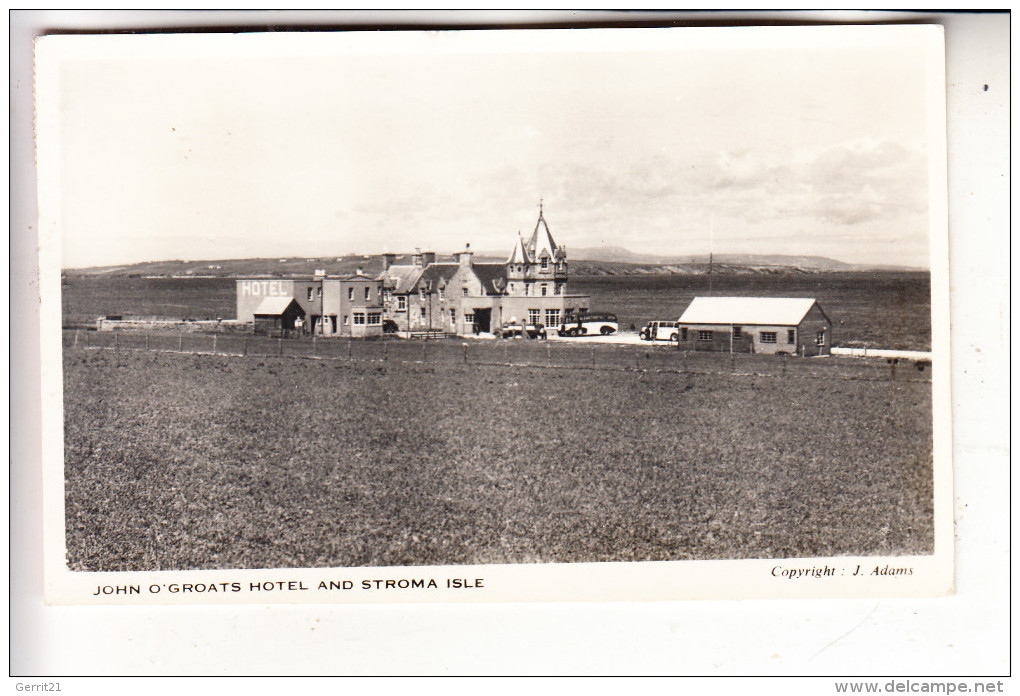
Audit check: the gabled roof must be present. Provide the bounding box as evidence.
[678,297,820,326]
[378,264,423,293]
[253,297,303,316]
[526,210,558,261]
[410,263,459,292]
[472,263,509,295]
[507,234,531,264]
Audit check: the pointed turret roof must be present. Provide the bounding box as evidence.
[525,201,558,261]
[507,232,531,264]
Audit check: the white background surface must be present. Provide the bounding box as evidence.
[9,10,1011,682]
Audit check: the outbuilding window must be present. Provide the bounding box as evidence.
[816,330,826,346]
[397,295,407,311]
[681,327,688,341]
[733,326,742,339]
[698,330,713,341]
[760,331,777,344]
[787,329,795,343]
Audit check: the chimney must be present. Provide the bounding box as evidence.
[456,243,473,267]
[422,251,437,267]
[381,253,397,271]
[412,248,423,267]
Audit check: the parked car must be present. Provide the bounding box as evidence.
[499,322,546,339]
[640,320,680,341]
[558,312,618,336]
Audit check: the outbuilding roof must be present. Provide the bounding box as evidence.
[678,297,821,326]
[253,296,303,316]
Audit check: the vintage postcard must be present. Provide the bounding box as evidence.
[36,25,952,605]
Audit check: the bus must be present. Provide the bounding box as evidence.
[558,312,618,336]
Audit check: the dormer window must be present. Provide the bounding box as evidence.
[541,257,548,270]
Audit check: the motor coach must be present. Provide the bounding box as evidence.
[558,312,618,336]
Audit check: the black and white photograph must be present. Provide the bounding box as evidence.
[35,23,953,605]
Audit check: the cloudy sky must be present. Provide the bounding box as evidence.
[39,27,943,269]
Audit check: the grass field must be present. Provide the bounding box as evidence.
[64,348,933,571]
[61,271,931,350]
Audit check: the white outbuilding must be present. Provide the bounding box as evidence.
[677,297,832,356]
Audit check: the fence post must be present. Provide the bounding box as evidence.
[591,347,596,368]
[383,341,387,362]
[890,359,897,381]
[243,339,248,357]
[464,343,469,364]
[73,330,79,348]
[730,352,735,373]
[504,342,509,366]
[212,335,217,355]
[84,330,89,348]
[783,354,788,375]
[313,335,317,357]
[683,350,688,374]
[278,337,283,357]
[114,332,119,350]
[636,351,640,370]
[348,341,353,361]
[178,334,183,352]
[145,334,150,351]
[422,342,426,363]
[547,342,552,367]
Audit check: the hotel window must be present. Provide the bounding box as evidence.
[343,314,348,325]
[348,287,354,301]
[545,309,560,326]
[364,287,370,301]
[698,330,714,341]
[397,295,407,311]
[760,331,777,344]
[462,287,469,297]
[816,330,826,346]
[353,312,366,325]
[465,312,474,326]
[420,307,425,318]
[788,329,796,344]
[367,312,381,326]
[540,284,547,296]
[316,287,322,299]
[449,308,456,325]
[307,288,314,301]
[555,283,562,295]
[733,326,742,339]
[438,287,444,301]
[529,309,541,325]
[541,257,548,270]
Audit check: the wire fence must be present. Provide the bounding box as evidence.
[62,329,933,383]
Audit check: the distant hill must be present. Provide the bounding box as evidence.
[64,248,925,278]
